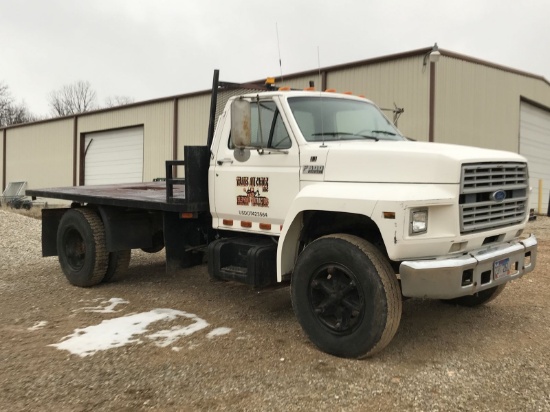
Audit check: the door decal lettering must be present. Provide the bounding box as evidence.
[236,176,269,208]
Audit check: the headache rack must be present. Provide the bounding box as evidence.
[459,162,529,234]
[166,70,274,204]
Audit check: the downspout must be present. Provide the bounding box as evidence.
[173,97,178,177]
[73,116,78,186]
[428,61,436,142]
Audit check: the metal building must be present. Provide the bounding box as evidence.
[1,46,550,213]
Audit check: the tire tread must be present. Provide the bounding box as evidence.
[329,234,402,358]
[74,208,109,286]
[103,250,131,283]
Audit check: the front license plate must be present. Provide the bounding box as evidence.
[493,258,511,279]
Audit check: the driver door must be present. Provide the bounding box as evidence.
[213,97,300,235]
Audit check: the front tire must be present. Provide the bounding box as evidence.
[291,234,402,359]
[57,208,109,287]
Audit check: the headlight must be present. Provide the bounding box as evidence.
[410,209,428,235]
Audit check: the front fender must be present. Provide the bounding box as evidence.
[277,183,379,281]
[277,182,457,281]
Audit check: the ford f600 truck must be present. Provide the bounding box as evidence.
[28,71,538,358]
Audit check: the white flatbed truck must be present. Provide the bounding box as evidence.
[28,71,537,358]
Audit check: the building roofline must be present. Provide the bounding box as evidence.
[2,46,549,131]
[440,49,550,86]
[0,88,213,131]
[259,46,550,87]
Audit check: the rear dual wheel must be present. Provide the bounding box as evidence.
[103,249,132,283]
[441,284,506,307]
[57,208,130,287]
[291,234,402,359]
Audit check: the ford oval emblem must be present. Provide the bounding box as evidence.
[491,190,507,203]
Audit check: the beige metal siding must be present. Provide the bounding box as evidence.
[78,101,174,182]
[6,119,74,189]
[435,56,550,152]
[327,56,430,141]
[177,94,211,150]
[176,94,211,178]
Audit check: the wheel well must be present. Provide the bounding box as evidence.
[301,210,387,256]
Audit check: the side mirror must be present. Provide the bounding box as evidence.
[231,99,251,148]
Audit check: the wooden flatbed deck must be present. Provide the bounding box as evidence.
[26,182,209,213]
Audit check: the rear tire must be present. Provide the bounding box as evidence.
[102,250,131,283]
[57,208,109,287]
[291,234,402,358]
[441,284,506,307]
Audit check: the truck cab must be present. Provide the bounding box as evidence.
[207,89,537,357]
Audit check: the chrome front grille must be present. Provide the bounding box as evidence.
[460,162,528,233]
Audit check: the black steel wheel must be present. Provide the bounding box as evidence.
[57,208,108,287]
[291,234,402,358]
[308,263,364,334]
[441,284,506,307]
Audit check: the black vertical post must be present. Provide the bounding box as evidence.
[163,211,190,272]
[206,69,220,149]
[163,211,203,272]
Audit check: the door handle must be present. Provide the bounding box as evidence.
[217,158,234,165]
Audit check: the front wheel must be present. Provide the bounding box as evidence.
[291,234,402,359]
[441,284,506,307]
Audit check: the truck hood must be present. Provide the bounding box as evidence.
[319,141,527,184]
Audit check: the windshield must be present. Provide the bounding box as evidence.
[287,96,405,142]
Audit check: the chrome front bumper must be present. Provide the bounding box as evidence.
[399,235,537,299]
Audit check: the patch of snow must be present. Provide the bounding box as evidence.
[206,327,232,339]
[50,308,209,357]
[73,297,129,314]
[147,314,209,347]
[28,321,48,331]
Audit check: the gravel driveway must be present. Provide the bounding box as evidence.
[1,209,549,411]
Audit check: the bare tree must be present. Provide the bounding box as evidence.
[0,83,10,124]
[104,95,135,108]
[48,80,97,116]
[0,82,36,126]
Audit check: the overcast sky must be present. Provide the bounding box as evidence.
[1,0,549,116]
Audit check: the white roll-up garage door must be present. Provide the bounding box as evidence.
[84,127,144,185]
[519,101,550,215]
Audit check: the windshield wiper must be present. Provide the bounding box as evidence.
[311,132,379,141]
[371,130,396,136]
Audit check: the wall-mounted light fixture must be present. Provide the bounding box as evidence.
[423,43,441,66]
